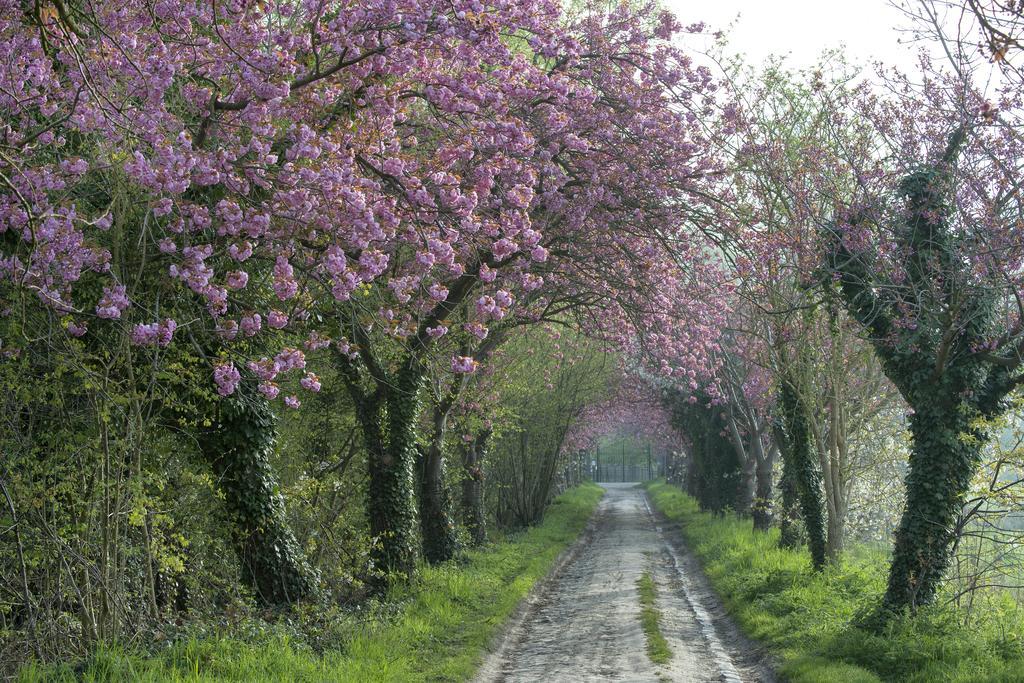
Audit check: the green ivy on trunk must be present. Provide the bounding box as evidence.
[460,431,490,546]
[199,381,315,606]
[825,127,1022,615]
[777,378,827,570]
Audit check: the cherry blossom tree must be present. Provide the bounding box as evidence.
[725,49,1024,610]
[3,0,733,597]
[316,2,731,576]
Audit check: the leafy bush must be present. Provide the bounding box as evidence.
[22,483,603,682]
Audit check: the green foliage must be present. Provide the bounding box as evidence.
[636,572,671,665]
[25,484,603,682]
[198,380,315,606]
[645,480,1024,683]
[489,330,613,528]
[274,374,377,599]
[663,389,742,513]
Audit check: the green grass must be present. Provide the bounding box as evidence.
[636,571,671,665]
[24,483,603,683]
[644,480,1024,683]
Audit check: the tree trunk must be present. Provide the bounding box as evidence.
[776,447,802,549]
[883,404,982,611]
[685,445,699,498]
[739,453,756,517]
[345,359,424,581]
[418,389,462,563]
[813,396,849,563]
[418,449,458,563]
[199,383,314,606]
[727,416,755,517]
[368,362,423,578]
[778,379,827,569]
[752,439,775,532]
[824,408,849,561]
[418,411,459,563]
[461,432,489,546]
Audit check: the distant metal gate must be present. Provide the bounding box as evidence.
[594,463,661,483]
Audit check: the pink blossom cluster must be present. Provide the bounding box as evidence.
[0,0,738,407]
[130,319,177,347]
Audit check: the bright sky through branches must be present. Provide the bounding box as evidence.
[665,0,925,71]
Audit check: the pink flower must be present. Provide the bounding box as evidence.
[492,238,517,260]
[62,158,89,175]
[300,372,321,392]
[240,313,262,336]
[130,318,177,347]
[428,283,449,301]
[284,395,301,409]
[275,347,306,372]
[214,363,241,397]
[268,310,288,329]
[427,325,448,339]
[258,382,280,399]
[464,322,488,340]
[95,285,129,319]
[228,241,253,262]
[217,319,239,340]
[225,270,249,290]
[451,355,479,374]
[248,357,279,381]
[273,255,298,300]
[304,332,330,351]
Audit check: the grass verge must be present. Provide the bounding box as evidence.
[636,571,671,665]
[644,480,1024,683]
[23,483,603,683]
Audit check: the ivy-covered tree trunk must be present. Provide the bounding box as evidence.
[668,390,742,514]
[824,127,1024,614]
[685,446,700,499]
[371,362,424,578]
[885,403,983,609]
[419,452,458,563]
[460,431,490,546]
[337,356,421,580]
[776,457,802,549]
[199,383,314,606]
[417,386,463,563]
[337,272,486,581]
[418,424,459,563]
[778,379,827,569]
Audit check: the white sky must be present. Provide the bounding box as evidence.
[663,0,929,73]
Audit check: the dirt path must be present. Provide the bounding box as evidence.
[475,484,776,683]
